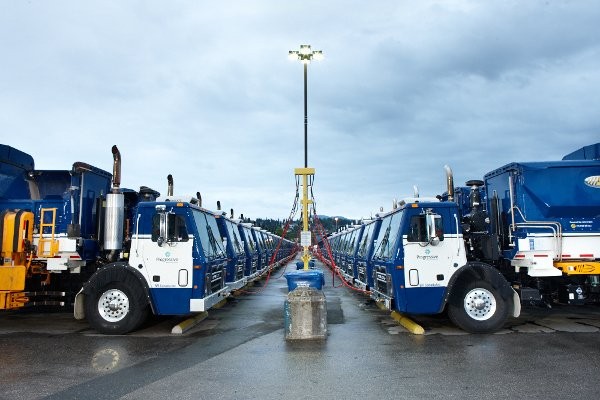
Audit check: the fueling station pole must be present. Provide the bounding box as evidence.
[288,44,323,270]
[284,44,327,340]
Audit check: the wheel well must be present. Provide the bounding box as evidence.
[442,261,515,314]
[78,263,152,318]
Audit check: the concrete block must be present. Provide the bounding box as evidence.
[284,287,327,340]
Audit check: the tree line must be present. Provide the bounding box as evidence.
[248,216,354,239]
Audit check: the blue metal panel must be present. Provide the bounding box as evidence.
[484,161,600,232]
[149,287,192,315]
[0,144,34,199]
[71,165,111,237]
[400,286,446,314]
[563,143,600,161]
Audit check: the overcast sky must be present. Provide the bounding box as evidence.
[2,0,599,221]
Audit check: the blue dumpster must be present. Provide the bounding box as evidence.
[285,270,325,291]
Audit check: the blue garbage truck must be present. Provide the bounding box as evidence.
[330,143,600,333]
[1,144,294,334]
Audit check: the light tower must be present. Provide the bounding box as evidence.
[288,44,323,270]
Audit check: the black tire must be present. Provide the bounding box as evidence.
[86,281,149,335]
[447,279,508,333]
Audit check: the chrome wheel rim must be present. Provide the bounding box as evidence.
[98,289,130,322]
[464,288,496,321]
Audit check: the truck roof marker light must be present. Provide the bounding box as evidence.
[177,203,183,207]
[584,176,600,188]
[411,204,418,208]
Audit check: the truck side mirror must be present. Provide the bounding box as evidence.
[426,213,442,246]
[157,211,176,246]
[157,212,169,247]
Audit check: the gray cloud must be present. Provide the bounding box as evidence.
[2,0,599,221]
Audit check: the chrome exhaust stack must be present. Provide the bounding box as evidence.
[104,145,125,260]
[167,174,174,197]
[110,145,121,193]
[444,165,454,201]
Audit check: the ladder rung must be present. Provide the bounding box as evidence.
[38,208,59,257]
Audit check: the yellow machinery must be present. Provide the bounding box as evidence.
[0,210,34,309]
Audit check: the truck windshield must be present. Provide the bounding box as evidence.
[254,231,265,249]
[192,210,226,260]
[226,220,244,255]
[374,211,402,261]
[244,227,256,252]
[345,229,358,255]
[357,223,375,258]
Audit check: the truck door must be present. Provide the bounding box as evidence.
[140,210,194,314]
[402,208,466,313]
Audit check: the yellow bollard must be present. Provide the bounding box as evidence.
[390,311,425,335]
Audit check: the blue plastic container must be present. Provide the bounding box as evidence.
[285,270,325,291]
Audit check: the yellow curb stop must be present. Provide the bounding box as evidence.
[171,312,208,335]
[391,311,425,335]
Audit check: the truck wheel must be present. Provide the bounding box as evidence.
[86,282,149,335]
[447,280,508,333]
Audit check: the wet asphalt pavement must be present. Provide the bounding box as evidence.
[2,257,600,399]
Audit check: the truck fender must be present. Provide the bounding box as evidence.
[74,262,153,319]
[442,261,517,317]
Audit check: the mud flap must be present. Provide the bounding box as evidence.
[74,288,85,320]
[511,288,521,317]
